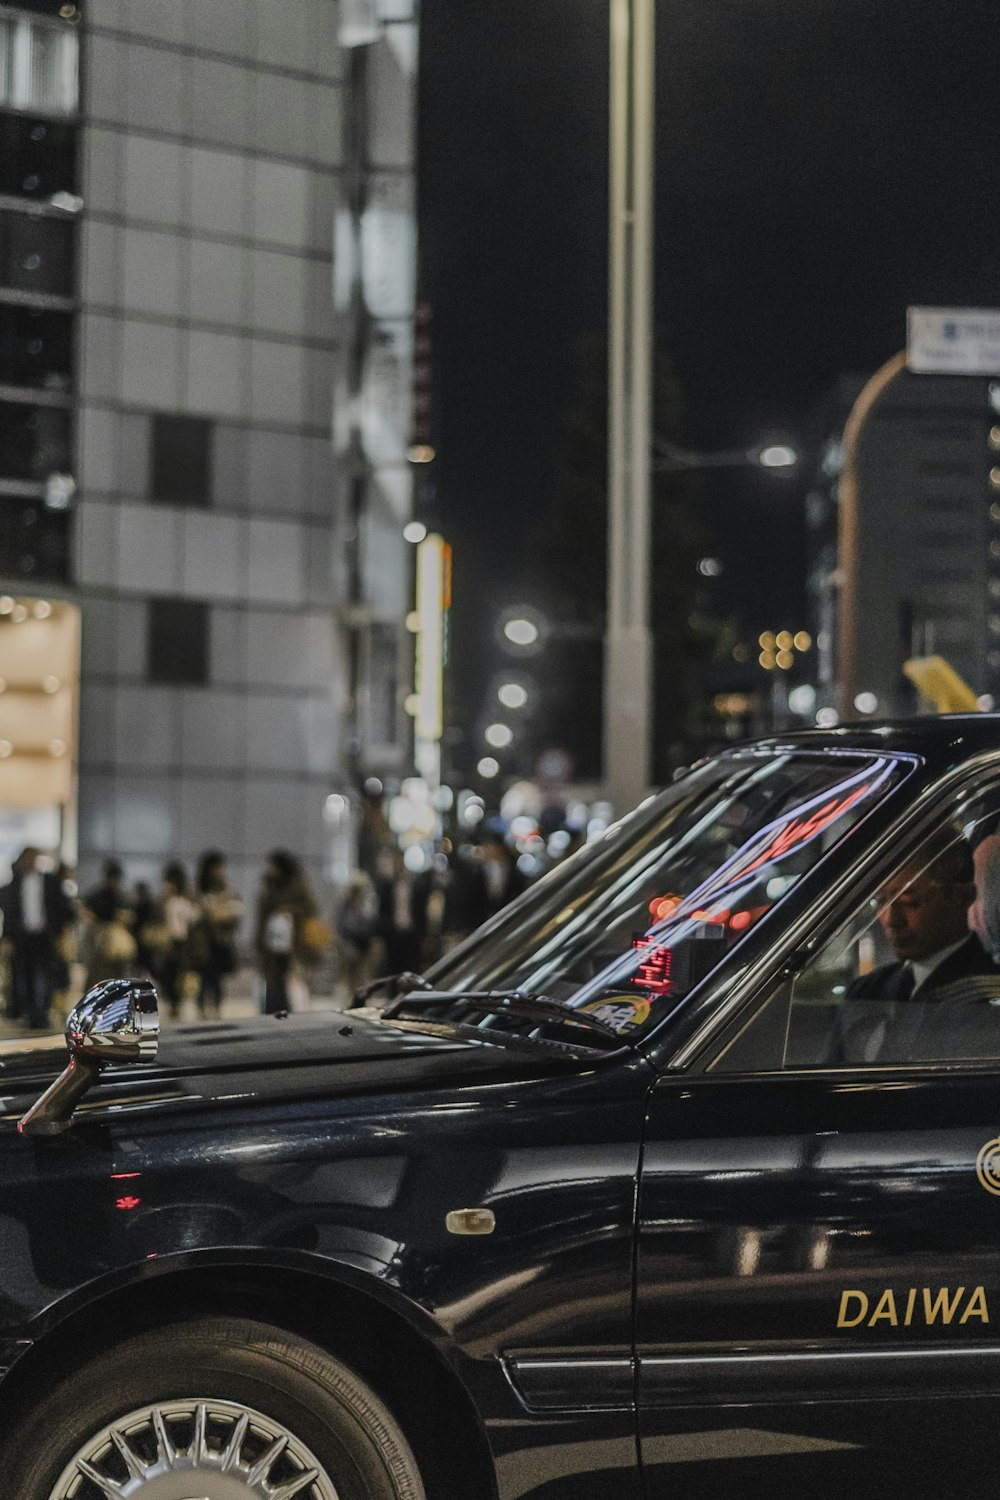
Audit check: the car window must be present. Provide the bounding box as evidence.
[719,795,1000,1071]
[428,750,907,1037]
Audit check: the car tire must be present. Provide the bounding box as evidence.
[3,1315,427,1500]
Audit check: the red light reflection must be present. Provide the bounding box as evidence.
[115,1195,141,1211]
[648,893,682,922]
[734,787,867,882]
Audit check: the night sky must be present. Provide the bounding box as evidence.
[418,0,1000,767]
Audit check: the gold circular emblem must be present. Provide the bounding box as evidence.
[976,1136,1000,1196]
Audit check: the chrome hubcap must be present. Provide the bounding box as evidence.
[49,1398,340,1500]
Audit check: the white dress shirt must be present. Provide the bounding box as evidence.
[20,871,45,933]
[909,937,966,995]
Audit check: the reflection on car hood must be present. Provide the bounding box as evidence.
[0,1009,585,1122]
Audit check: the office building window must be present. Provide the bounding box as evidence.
[363,621,402,749]
[0,495,69,583]
[0,209,74,297]
[0,11,78,116]
[148,599,210,686]
[3,1,76,14]
[0,400,71,480]
[0,304,72,391]
[0,113,76,200]
[151,416,213,507]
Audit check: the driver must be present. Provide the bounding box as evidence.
[849,842,995,1002]
[838,841,1000,1063]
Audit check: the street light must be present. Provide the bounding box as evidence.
[604,0,795,815]
[759,444,797,469]
[651,437,798,473]
[501,614,541,649]
[836,351,907,720]
[485,722,513,749]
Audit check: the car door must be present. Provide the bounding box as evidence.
[636,802,1000,1498]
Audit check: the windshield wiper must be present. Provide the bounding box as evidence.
[382,989,622,1044]
[351,970,434,1006]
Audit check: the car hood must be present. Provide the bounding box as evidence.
[0,1009,593,1124]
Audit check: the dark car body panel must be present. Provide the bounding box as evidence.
[0,1013,652,1497]
[636,1069,1000,1497]
[3,717,1000,1497]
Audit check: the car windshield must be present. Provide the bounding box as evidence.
[425,750,908,1038]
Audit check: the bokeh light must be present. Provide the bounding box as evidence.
[485,722,513,748]
[498,682,528,709]
[503,617,539,647]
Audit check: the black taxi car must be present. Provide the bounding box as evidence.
[2,717,1000,1499]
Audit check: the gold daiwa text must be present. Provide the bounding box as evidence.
[837,1286,989,1328]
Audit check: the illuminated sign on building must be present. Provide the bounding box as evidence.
[413,533,450,742]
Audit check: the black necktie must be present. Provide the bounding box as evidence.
[894,963,916,1001]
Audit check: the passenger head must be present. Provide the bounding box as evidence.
[102,858,123,887]
[876,841,974,961]
[16,847,39,874]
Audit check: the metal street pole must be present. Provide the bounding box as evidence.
[604,0,655,817]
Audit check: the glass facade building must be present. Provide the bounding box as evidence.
[805,368,998,721]
[0,0,418,895]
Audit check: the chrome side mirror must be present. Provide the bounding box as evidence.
[18,978,159,1136]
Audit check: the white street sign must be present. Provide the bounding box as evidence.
[907,306,1000,375]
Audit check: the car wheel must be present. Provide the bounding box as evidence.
[5,1315,426,1500]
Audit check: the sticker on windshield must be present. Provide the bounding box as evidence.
[579,996,652,1030]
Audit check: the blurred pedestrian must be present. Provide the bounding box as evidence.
[374,848,423,975]
[0,848,74,1029]
[336,870,379,999]
[466,831,527,929]
[81,858,137,988]
[357,782,394,878]
[52,861,80,1012]
[157,861,199,1020]
[132,880,159,974]
[412,843,465,964]
[191,850,243,1017]
[255,850,320,1014]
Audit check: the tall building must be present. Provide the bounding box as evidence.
[0,0,418,897]
[806,368,997,720]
